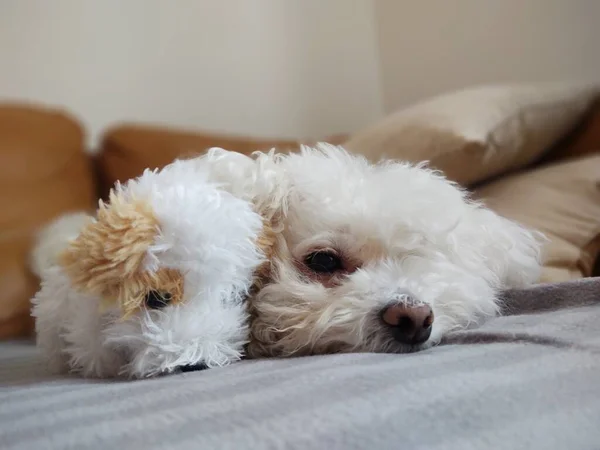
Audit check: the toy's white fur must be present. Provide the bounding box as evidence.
[245,144,544,357]
[29,211,92,279]
[31,151,269,378]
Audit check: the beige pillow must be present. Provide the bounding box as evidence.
[473,154,600,283]
[345,83,598,185]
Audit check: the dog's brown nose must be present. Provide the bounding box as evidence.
[381,304,434,345]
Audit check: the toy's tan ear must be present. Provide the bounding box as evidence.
[59,190,160,307]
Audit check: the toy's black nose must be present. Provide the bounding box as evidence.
[179,363,208,373]
[381,303,434,345]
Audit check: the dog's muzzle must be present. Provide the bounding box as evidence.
[380,292,434,345]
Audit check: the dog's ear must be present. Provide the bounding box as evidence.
[462,206,545,289]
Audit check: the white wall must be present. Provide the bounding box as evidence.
[375,0,600,113]
[0,0,383,148]
[3,0,599,148]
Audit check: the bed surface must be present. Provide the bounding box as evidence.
[1,278,599,450]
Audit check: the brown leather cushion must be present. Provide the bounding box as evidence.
[0,104,96,339]
[474,154,600,283]
[97,123,347,198]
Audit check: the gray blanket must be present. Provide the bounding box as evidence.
[1,278,599,450]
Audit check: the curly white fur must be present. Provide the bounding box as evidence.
[246,144,544,357]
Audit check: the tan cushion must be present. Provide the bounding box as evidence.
[345,83,598,186]
[0,104,96,339]
[473,154,600,283]
[97,123,347,198]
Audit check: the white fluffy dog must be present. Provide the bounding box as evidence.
[31,150,279,378]
[245,144,543,357]
[31,143,542,375]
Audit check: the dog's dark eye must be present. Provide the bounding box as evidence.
[305,251,342,273]
[145,290,172,309]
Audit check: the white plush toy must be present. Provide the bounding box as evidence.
[31,150,275,378]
